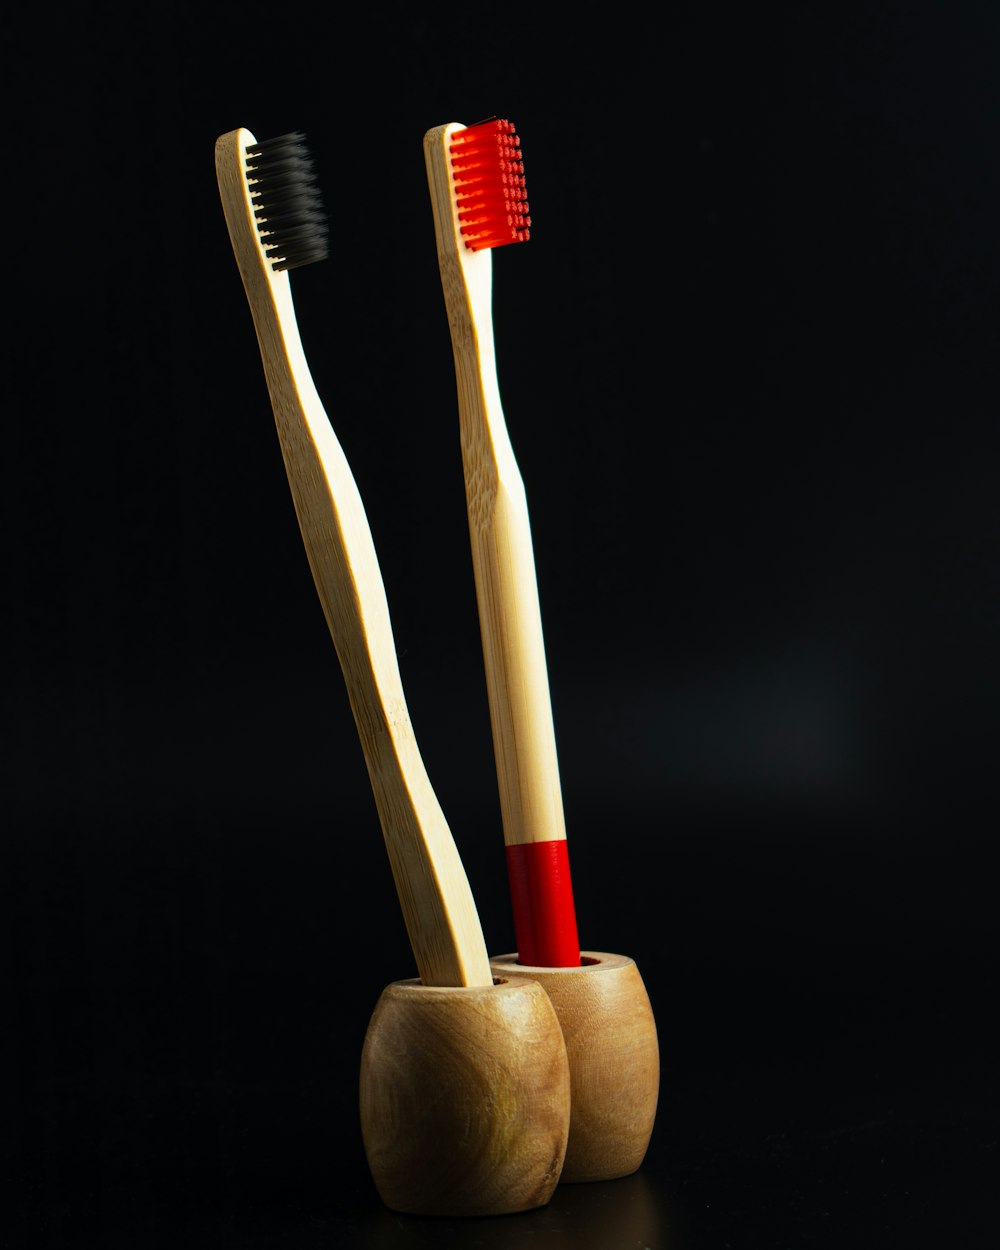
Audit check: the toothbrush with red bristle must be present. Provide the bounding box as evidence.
[423,118,581,968]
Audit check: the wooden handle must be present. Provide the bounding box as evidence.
[215,128,492,988]
[423,124,568,853]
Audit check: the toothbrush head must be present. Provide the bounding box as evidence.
[243,131,329,272]
[447,118,531,253]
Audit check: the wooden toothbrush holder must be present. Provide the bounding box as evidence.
[359,975,571,1217]
[489,951,660,1183]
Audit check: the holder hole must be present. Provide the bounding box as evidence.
[580,956,602,966]
[492,977,508,986]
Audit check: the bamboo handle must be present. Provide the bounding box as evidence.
[216,128,492,988]
[423,124,567,851]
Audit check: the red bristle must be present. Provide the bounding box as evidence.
[449,118,531,252]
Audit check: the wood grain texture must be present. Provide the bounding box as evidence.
[423,123,568,851]
[215,128,491,988]
[490,951,660,1182]
[360,975,570,1215]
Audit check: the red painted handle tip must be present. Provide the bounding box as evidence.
[505,839,581,967]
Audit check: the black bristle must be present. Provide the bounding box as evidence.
[244,132,329,272]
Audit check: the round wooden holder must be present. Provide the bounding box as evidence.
[359,975,571,1217]
[489,951,659,1184]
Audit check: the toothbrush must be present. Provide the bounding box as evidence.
[423,119,581,968]
[215,127,492,988]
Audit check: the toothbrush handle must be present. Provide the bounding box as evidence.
[262,338,494,989]
[465,470,566,846]
[463,421,581,968]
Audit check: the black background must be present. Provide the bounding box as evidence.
[5,3,998,1246]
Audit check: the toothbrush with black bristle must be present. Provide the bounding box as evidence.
[215,127,493,988]
[423,119,582,969]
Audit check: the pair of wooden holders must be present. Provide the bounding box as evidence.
[359,952,659,1217]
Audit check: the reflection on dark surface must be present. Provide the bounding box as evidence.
[363,1170,673,1250]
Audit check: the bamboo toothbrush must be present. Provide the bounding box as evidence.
[215,126,492,988]
[424,119,581,968]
